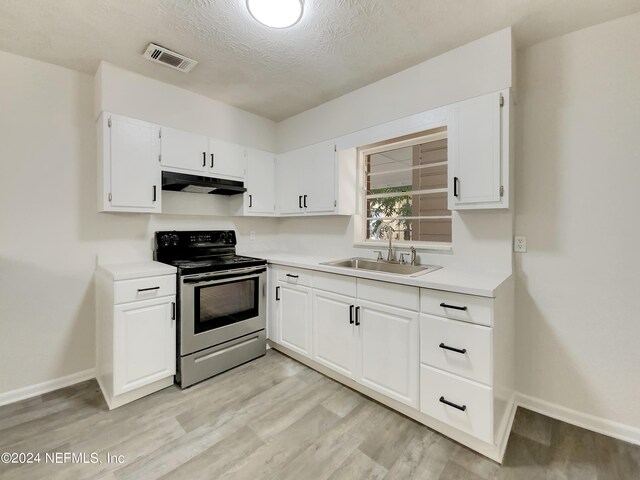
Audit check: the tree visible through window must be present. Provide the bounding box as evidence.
[363,130,452,245]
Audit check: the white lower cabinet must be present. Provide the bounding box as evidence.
[96,262,177,409]
[312,290,357,378]
[357,300,419,408]
[114,297,176,395]
[420,365,493,443]
[267,267,514,462]
[277,282,312,356]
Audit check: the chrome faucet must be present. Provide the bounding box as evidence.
[375,223,396,262]
[410,246,417,266]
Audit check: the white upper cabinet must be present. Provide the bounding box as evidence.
[276,149,305,214]
[160,127,246,180]
[300,140,336,213]
[245,148,276,215]
[208,137,246,180]
[160,126,208,174]
[448,89,510,210]
[276,139,337,215]
[98,113,161,213]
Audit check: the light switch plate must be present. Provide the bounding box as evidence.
[514,235,527,253]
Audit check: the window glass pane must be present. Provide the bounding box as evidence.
[366,139,448,195]
[362,133,451,245]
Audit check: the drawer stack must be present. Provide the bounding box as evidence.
[419,288,495,443]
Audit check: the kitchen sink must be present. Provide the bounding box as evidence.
[320,257,441,277]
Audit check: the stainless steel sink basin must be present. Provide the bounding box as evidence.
[320,257,441,277]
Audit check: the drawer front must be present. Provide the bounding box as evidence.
[114,274,176,305]
[421,289,493,326]
[357,278,419,311]
[276,266,313,287]
[312,271,357,297]
[420,365,493,443]
[420,314,492,385]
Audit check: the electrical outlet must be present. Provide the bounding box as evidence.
[514,235,527,253]
[249,230,256,241]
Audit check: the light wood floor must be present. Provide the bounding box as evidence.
[1,349,638,480]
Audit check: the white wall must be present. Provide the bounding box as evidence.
[515,12,640,429]
[0,51,279,396]
[277,28,513,152]
[274,29,515,273]
[96,62,276,152]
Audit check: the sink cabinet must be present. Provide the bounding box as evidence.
[266,265,515,462]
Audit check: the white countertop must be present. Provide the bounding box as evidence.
[96,261,177,281]
[242,251,510,297]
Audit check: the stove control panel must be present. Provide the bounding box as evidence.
[155,230,237,249]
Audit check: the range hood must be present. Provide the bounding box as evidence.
[162,171,247,196]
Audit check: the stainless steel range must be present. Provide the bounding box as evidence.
[154,230,267,388]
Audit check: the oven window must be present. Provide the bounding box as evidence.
[194,277,259,334]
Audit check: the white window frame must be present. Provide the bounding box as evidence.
[353,130,453,252]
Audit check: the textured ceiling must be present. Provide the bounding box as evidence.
[0,0,639,121]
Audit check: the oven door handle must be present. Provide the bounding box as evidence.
[182,268,266,285]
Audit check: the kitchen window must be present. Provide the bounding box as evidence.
[358,128,452,247]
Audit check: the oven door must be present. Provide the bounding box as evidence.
[179,266,266,356]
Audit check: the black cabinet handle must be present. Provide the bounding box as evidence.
[439,343,467,354]
[285,274,299,279]
[299,195,303,209]
[355,306,360,326]
[210,153,214,168]
[137,286,160,293]
[153,185,157,202]
[453,177,459,197]
[171,302,176,320]
[349,305,355,324]
[303,195,308,208]
[440,302,467,311]
[202,152,206,167]
[275,286,280,301]
[439,396,466,411]
[248,194,253,208]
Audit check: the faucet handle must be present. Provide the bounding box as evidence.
[373,250,384,261]
[399,253,408,265]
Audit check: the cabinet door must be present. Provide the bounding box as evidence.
[106,114,161,212]
[302,140,337,213]
[356,300,419,408]
[278,283,312,356]
[246,148,276,214]
[448,90,506,209]
[312,290,357,378]
[160,126,208,173]
[276,151,304,214]
[114,296,176,395]
[266,268,279,342]
[208,138,246,180]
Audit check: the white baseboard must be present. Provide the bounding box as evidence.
[516,393,640,447]
[0,369,95,407]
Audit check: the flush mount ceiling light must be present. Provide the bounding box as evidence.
[246,0,303,28]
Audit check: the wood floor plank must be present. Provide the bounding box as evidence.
[327,449,388,480]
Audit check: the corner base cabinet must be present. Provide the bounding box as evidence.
[266,265,515,463]
[96,261,177,409]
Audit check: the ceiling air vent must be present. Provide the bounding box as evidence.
[142,43,198,73]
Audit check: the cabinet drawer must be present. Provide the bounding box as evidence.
[421,289,493,326]
[358,278,419,311]
[312,271,357,297]
[114,275,176,305]
[420,314,492,385]
[277,267,313,287]
[420,365,493,443]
